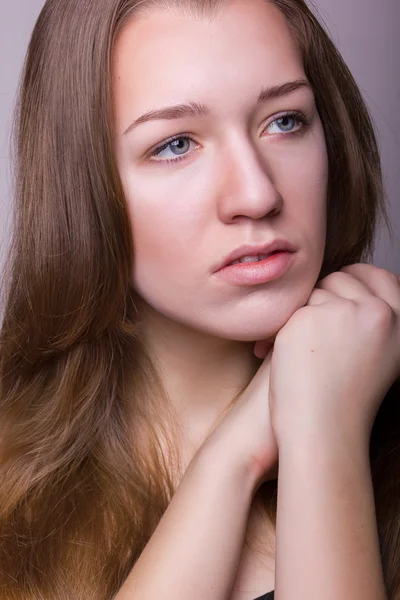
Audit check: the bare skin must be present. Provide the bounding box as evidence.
[112,0,327,473]
[112,0,327,587]
[112,1,399,598]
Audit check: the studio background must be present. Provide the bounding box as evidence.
[1,0,399,289]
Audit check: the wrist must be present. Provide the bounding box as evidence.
[196,432,260,498]
[273,408,371,455]
[277,424,371,469]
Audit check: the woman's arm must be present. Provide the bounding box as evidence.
[266,263,400,600]
[114,438,257,600]
[274,429,386,600]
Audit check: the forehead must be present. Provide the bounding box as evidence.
[112,0,305,126]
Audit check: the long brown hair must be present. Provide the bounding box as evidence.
[1,0,398,598]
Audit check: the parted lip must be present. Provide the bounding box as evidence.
[214,239,297,272]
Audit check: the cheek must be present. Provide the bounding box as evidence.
[297,125,329,195]
[124,183,207,302]
[270,116,328,210]
[289,131,328,236]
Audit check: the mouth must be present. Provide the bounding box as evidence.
[215,239,297,273]
[227,250,282,266]
[215,250,296,286]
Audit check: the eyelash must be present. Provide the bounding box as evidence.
[148,110,311,165]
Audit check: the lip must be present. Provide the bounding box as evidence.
[215,251,295,285]
[214,239,297,272]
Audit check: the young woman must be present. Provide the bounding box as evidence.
[0,0,399,598]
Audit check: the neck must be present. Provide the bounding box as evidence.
[136,299,265,451]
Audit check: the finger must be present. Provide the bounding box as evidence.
[341,264,400,312]
[315,270,373,301]
[305,287,336,306]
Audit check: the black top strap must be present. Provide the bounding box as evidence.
[253,591,274,600]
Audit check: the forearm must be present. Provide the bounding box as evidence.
[114,440,256,600]
[274,430,386,600]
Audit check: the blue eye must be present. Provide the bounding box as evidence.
[269,115,299,133]
[148,110,311,165]
[150,136,198,164]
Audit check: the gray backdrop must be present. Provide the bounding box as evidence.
[1,0,399,280]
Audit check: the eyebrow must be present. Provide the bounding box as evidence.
[122,78,312,136]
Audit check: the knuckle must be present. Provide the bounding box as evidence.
[367,265,399,288]
[363,297,394,328]
[384,270,400,287]
[334,299,357,324]
[373,265,392,279]
[319,271,348,286]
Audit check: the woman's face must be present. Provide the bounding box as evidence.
[113,0,328,342]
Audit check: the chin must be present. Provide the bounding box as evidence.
[211,307,305,342]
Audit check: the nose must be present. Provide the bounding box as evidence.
[216,134,283,223]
